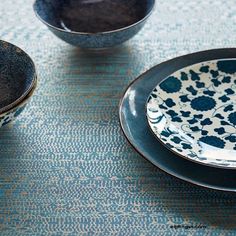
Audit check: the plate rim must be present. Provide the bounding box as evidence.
[145,58,236,169]
[119,47,236,192]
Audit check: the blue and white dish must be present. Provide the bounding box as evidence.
[0,40,37,127]
[33,0,155,49]
[147,59,236,169]
[120,48,236,192]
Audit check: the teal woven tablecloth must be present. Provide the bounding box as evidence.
[1,0,236,235]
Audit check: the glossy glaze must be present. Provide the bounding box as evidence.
[59,0,150,33]
[147,59,236,168]
[119,48,236,192]
[0,40,37,113]
[33,0,155,48]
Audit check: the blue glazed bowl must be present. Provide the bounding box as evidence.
[33,0,155,48]
[0,40,37,127]
[0,82,37,128]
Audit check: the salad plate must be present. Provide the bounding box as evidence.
[119,48,236,192]
[147,59,236,169]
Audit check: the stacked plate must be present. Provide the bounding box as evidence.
[119,48,236,192]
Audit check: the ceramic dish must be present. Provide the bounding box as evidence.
[119,48,236,192]
[0,80,37,128]
[0,40,37,114]
[33,0,155,48]
[147,59,236,169]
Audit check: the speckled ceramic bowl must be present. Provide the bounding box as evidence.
[33,0,155,48]
[0,81,37,128]
[0,40,37,127]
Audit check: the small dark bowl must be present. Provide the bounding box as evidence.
[33,0,155,49]
[0,40,37,115]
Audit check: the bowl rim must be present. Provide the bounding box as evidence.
[0,76,37,117]
[0,40,37,114]
[33,0,156,35]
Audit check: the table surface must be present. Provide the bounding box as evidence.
[1,0,236,235]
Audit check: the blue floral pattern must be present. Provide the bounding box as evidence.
[0,102,27,128]
[159,76,182,93]
[147,59,236,168]
[190,96,216,111]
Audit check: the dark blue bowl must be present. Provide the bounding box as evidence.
[0,40,37,114]
[0,81,37,128]
[33,0,155,48]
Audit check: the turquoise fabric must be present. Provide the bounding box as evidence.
[1,0,236,235]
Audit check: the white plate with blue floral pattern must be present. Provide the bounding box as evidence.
[146,59,236,169]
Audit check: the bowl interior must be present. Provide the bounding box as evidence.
[34,0,155,33]
[0,41,36,113]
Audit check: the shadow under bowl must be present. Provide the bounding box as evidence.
[33,0,155,48]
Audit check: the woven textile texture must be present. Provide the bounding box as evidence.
[1,0,236,235]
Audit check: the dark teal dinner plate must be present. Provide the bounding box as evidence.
[119,48,236,192]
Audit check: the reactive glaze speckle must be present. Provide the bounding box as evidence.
[0,40,37,128]
[0,40,36,113]
[33,0,155,48]
[147,59,236,169]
